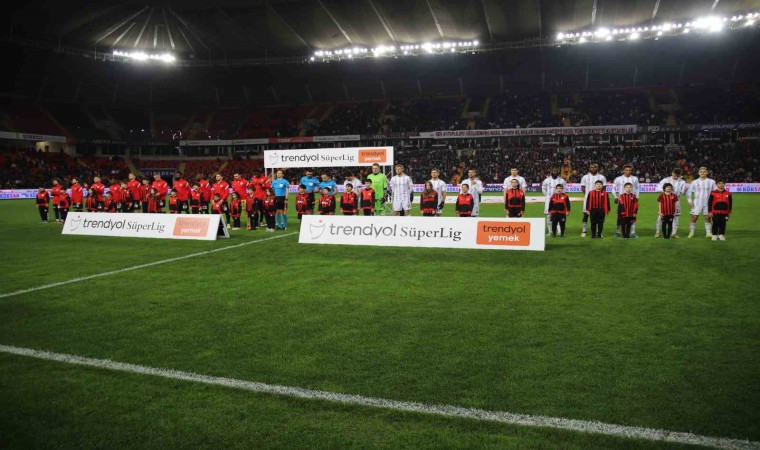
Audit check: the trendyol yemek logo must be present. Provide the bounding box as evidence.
[268,152,279,166]
[309,219,327,239]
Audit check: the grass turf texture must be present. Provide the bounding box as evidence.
[0,194,758,449]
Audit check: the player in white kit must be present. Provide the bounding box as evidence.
[613,165,640,238]
[429,169,447,216]
[460,169,484,217]
[542,168,567,234]
[687,166,717,238]
[580,164,607,237]
[655,168,688,238]
[388,164,414,216]
[503,167,527,192]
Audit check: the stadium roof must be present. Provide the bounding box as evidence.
[8,0,760,61]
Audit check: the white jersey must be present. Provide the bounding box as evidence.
[688,177,717,206]
[541,176,567,197]
[503,175,527,191]
[613,175,640,198]
[580,173,607,198]
[344,178,361,191]
[429,178,447,201]
[389,174,414,200]
[657,177,688,198]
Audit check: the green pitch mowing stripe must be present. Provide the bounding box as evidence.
[0,232,298,299]
[1,344,757,450]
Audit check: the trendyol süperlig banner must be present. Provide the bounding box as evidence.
[264,146,394,169]
[418,125,638,139]
[299,215,545,251]
[62,212,227,240]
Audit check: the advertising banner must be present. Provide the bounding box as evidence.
[62,212,228,240]
[428,125,637,139]
[0,131,67,143]
[299,215,545,251]
[264,147,394,169]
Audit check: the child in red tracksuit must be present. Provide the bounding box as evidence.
[295,185,311,220]
[147,188,160,213]
[708,180,732,241]
[360,179,375,216]
[168,191,180,214]
[318,187,336,215]
[211,193,231,228]
[455,184,474,217]
[58,191,71,222]
[246,187,256,229]
[340,183,358,215]
[104,192,116,213]
[548,184,571,237]
[263,188,277,232]
[189,184,203,214]
[230,192,242,230]
[505,179,526,218]
[86,188,99,212]
[36,187,50,223]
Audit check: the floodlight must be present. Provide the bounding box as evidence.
[629,32,640,40]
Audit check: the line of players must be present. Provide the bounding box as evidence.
[530,164,733,240]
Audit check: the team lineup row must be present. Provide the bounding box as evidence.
[31,163,734,239]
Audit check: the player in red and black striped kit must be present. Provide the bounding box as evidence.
[139,178,151,213]
[548,184,571,237]
[618,182,639,239]
[708,180,732,241]
[455,184,474,217]
[657,183,679,239]
[360,179,376,216]
[36,187,50,223]
[420,182,438,217]
[505,179,525,218]
[585,180,610,238]
[295,185,311,220]
[340,183,358,215]
[318,187,336,215]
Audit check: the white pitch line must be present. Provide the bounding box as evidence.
[0,344,757,450]
[0,232,298,299]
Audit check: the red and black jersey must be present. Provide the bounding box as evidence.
[295,193,311,214]
[360,188,376,211]
[189,190,202,208]
[50,185,64,205]
[211,199,228,214]
[147,196,160,213]
[245,194,255,213]
[456,193,474,216]
[506,188,525,213]
[127,180,141,202]
[104,197,116,212]
[318,194,336,215]
[86,196,98,212]
[169,197,180,213]
[709,189,732,215]
[420,191,438,214]
[70,184,84,203]
[618,193,638,218]
[658,193,678,216]
[585,189,610,214]
[58,194,71,209]
[230,199,242,218]
[263,197,277,216]
[549,193,571,215]
[36,191,49,206]
[139,184,151,202]
[340,191,358,214]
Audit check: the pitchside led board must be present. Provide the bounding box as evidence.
[62,212,230,241]
[299,215,546,251]
[264,147,394,169]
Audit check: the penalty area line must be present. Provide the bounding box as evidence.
[0,232,298,299]
[0,344,758,450]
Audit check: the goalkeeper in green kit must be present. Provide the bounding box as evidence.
[367,163,389,214]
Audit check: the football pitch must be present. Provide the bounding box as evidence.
[0,194,758,449]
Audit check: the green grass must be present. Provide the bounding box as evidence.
[1,195,759,449]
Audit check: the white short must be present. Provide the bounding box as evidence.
[691,202,708,216]
[544,197,551,215]
[392,196,411,212]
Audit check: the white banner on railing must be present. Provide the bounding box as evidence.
[0,131,67,143]
[264,146,394,169]
[299,215,545,251]
[62,212,227,240]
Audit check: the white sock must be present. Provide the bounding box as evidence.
[689,222,696,233]
[655,217,662,233]
[582,222,587,233]
[705,222,712,234]
[631,223,636,234]
[546,216,552,233]
[673,216,679,234]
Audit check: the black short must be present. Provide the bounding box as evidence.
[158,200,166,208]
[275,196,286,210]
